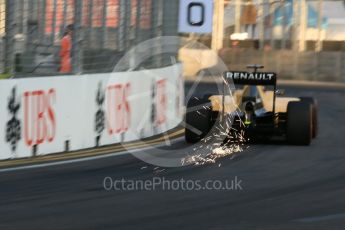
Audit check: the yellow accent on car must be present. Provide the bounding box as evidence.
[244,121,252,125]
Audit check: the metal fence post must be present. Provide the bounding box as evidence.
[124,0,131,50]
[152,0,163,68]
[51,0,57,43]
[5,0,16,74]
[118,0,126,52]
[234,0,241,34]
[162,0,179,65]
[135,0,142,45]
[258,0,264,50]
[101,0,107,49]
[86,0,93,47]
[74,0,83,74]
[292,0,299,52]
[62,0,67,29]
[39,0,46,40]
[269,0,276,49]
[281,0,287,50]
[316,0,324,52]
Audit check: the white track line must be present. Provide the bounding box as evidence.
[0,137,184,173]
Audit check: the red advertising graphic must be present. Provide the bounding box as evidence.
[23,89,56,147]
[45,0,121,33]
[55,0,63,34]
[107,0,119,28]
[131,0,138,27]
[140,0,152,29]
[82,0,90,26]
[156,79,167,125]
[92,0,103,27]
[45,0,54,34]
[66,0,75,25]
[92,0,119,28]
[107,83,131,136]
[45,0,75,35]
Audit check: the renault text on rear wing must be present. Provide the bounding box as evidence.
[224,71,277,86]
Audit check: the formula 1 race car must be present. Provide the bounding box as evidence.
[185,65,318,146]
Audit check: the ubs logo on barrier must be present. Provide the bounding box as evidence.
[178,0,213,34]
[5,87,56,153]
[23,89,56,147]
[95,82,105,147]
[106,83,131,140]
[5,87,22,153]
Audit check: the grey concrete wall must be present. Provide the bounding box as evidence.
[219,49,345,82]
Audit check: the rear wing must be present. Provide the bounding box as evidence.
[222,70,278,114]
[224,71,277,86]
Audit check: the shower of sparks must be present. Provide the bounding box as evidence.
[185,72,250,164]
[182,117,249,166]
[182,75,251,167]
[182,143,244,166]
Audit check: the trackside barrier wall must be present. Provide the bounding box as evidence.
[0,64,184,160]
[219,49,345,82]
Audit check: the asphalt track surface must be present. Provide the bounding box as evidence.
[1,81,345,230]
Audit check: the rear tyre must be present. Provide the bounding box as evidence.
[299,97,318,138]
[185,97,212,143]
[287,101,312,146]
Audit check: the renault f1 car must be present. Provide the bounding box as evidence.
[185,65,318,146]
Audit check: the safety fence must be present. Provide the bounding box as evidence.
[0,63,184,160]
[1,0,179,77]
